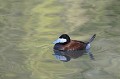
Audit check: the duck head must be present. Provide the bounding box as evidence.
[53,34,70,44]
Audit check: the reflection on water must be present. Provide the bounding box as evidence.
[53,49,93,61]
[53,49,86,62]
[0,0,120,79]
[53,47,95,62]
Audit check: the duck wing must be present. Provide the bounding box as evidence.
[61,40,87,51]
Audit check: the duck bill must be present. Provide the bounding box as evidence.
[53,38,67,44]
[53,39,60,44]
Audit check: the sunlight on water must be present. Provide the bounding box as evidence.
[0,0,120,79]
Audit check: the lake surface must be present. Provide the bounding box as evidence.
[0,0,120,79]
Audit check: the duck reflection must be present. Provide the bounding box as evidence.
[53,48,95,62]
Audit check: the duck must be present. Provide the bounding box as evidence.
[53,34,96,62]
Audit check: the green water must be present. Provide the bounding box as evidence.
[0,0,120,79]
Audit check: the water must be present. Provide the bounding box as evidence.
[0,0,120,79]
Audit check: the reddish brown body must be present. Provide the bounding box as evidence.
[61,40,86,51]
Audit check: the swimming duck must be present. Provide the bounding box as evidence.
[53,34,96,62]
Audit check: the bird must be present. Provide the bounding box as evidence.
[53,34,96,62]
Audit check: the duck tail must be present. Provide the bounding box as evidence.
[88,34,96,44]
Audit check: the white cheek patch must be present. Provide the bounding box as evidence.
[53,38,67,44]
[59,38,67,43]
